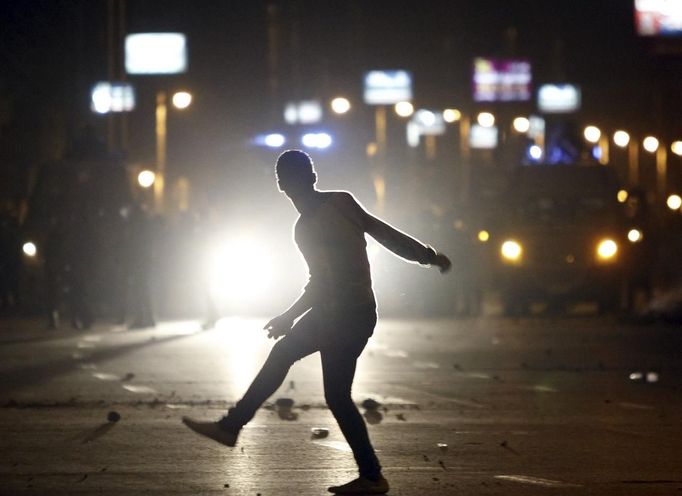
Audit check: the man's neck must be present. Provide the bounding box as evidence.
[292,189,327,215]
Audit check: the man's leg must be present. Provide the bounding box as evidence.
[321,343,382,481]
[220,331,318,430]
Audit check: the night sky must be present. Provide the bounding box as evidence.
[1,0,681,198]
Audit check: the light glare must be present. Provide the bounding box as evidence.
[478,230,490,242]
[672,141,682,156]
[443,108,461,123]
[513,116,530,133]
[597,239,618,260]
[617,189,629,203]
[264,133,286,148]
[529,145,543,160]
[628,229,642,243]
[172,91,192,109]
[501,240,522,262]
[584,125,601,143]
[477,112,495,128]
[394,101,414,117]
[22,242,37,257]
[613,130,630,147]
[137,170,156,188]
[331,97,351,114]
[302,132,333,149]
[667,194,682,210]
[643,136,659,153]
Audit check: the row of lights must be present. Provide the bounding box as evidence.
[583,125,682,156]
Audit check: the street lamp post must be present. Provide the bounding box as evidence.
[154,89,191,214]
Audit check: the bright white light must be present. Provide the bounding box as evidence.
[137,170,156,188]
[672,141,682,156]
[501,240,522,262]
[207,236,274,303]
[513,116,530,133]
[667,194,682,210]
[331,97,351,114]
[443,108,461,123]
[298,101,323,124]
[125,33,187,75]
[394,101,414,117]
[264,133,286,148]
[92,84,113,114]
[597,239,618,260]
[613,130,630,148]
[172,91,192,109]
[529,145,543,160]
[628,229,643,243]
[22,242,37,257]
[302,132,333,149]
[477,112,495,128]
[643,136,659,153]
[415,110,436,127]
[584,125,601,143]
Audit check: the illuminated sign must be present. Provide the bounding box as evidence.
[125,33,188,75]
[90,82,135,114]
[284,100,323,125]
[537,84,581,113]
[469,124,498,149]
[363,70,413,105]
[473,58,532,102]
[635,0,682,36]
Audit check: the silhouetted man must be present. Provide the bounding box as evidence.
[183,150,451,494]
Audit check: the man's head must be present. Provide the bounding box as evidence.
[275,149,317,196]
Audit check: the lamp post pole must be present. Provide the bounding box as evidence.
[154,90,167,215]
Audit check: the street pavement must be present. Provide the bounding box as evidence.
[0,314,681,495]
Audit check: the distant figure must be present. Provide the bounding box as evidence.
[183,150,451,494]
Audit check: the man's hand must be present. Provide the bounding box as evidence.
[263,314,293,339]
[433,252,452,274]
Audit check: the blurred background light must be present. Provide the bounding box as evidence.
[583,125,601,143]
[617,189,629,203]
[477,112,495,128]
[613,130,630,147]
[596,239,618,260]
[671,140,682,156]
[330,97,351,114]
[628,229,643,243]
[477,230,490,242]
[22,242,37,258]
[302,132,333,149]
[501,240,522,262]
[643,136,659,153]
[394,101,414,117]
[529,144,543,160]
[442,108,461,123]
[137,170,156,188]
[512,116,530,133]
[264,133,286,148]
[172,91,192,109]
[667,194,682,210]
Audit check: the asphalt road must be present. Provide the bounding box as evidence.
[0,315,681,495]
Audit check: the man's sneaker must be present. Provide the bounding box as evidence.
[181,417,238,447]
[328,475,389,494]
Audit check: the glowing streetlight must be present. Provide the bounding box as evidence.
[443,108,461,123]
[137,170,156,188]
[172,91,192,109]
[394,101,414,117]
[671,141,682,156]
[22,242,37,257]
[667,194,682,210]
[583,125,601,144]
[613,130,630,148]
[643,136,659,153]
[512,116,530,133]
[330,97,351,115]
[477,112,495,128]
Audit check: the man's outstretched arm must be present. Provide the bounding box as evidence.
[349,195,451,272]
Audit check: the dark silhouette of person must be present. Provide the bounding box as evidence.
[183,150,451,495]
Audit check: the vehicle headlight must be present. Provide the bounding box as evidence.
[500,240,522,263]
[627,229,642,243]
[596,238,618,261]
